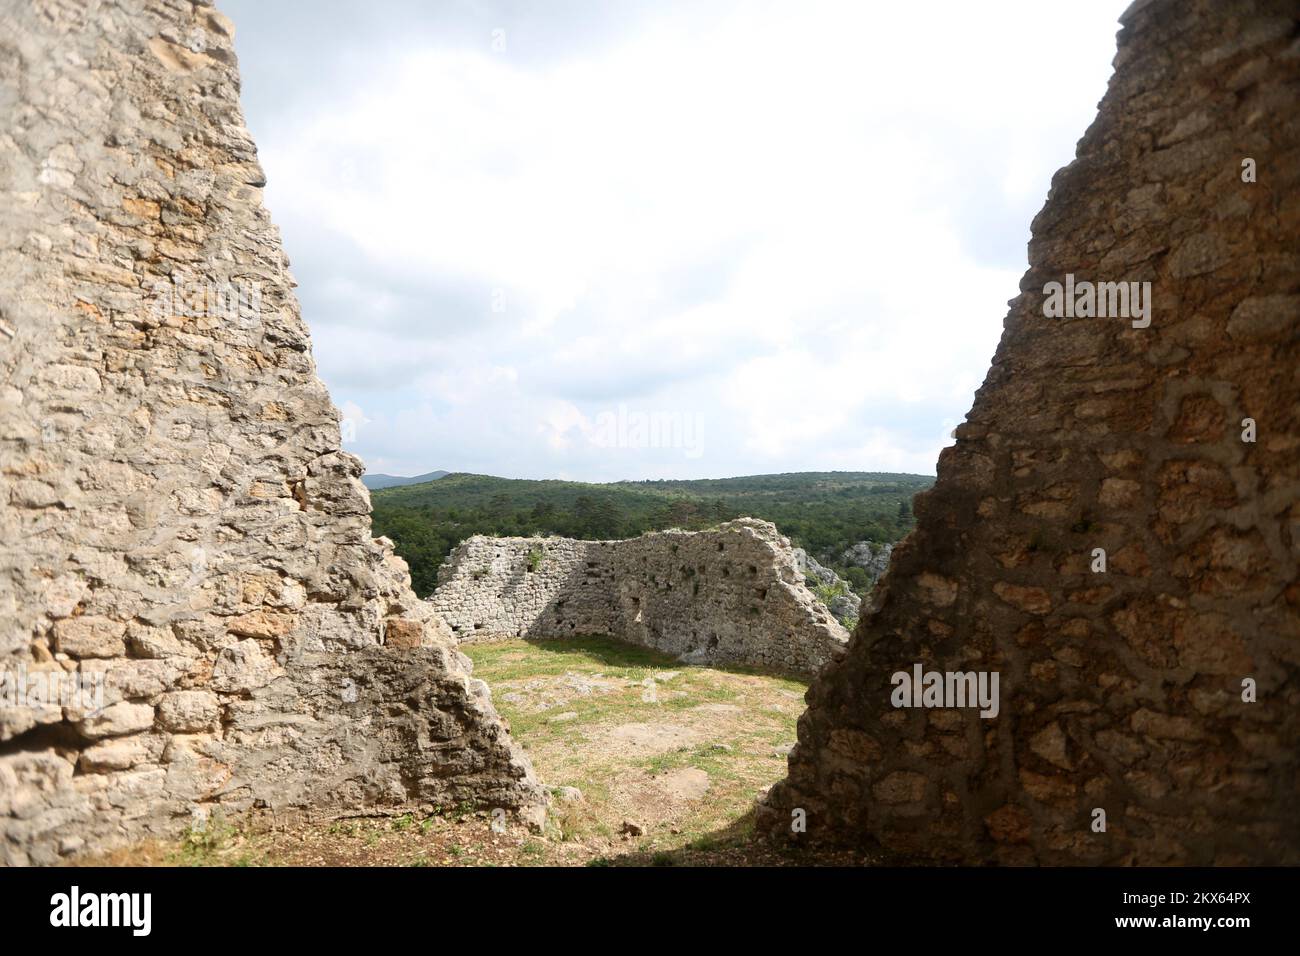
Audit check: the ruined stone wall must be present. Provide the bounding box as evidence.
[0,0,542,865]
[431,519,850,675]
[761,0,1300,865]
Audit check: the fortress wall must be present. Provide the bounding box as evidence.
[431,519,850,676]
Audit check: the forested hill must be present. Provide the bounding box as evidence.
[370,471,934,597]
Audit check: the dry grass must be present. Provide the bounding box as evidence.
[471,635,807,861]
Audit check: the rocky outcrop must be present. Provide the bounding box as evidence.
[760,0,1300,865]
[430,520,850,675]
[840,541,894,586]
[0,0,542,865]
[792,549,862,625]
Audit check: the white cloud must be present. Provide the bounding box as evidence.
[238,0,1131,479]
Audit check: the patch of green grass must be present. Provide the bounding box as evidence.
[170,816,261,867]
[659,681,739,709]
[463,636,807,861]
[467,635,700,740]
[467,634,676,678]
[526,635,680,671]
[687,831,742,853]
[642,743,739,781]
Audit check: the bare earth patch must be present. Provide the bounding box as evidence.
[600,721,708,755]
[654,767,711,801]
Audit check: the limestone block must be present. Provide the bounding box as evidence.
[157,691,221,732]
[76,702,156,740]
[51,617,126,658]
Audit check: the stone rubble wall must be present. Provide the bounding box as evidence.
[760,0,1300,865]
[430,519,850,676]
[0,0,542,865]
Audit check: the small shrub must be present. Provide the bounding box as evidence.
[176,817,236,864]
[812,580,850,606]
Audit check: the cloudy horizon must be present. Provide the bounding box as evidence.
[223,0,1131,482]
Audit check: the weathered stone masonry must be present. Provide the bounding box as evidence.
[762,0,1300,864]
[431,519,849,676]
[0,0,542,865]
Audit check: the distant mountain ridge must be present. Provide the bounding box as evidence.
[362,470,450,490]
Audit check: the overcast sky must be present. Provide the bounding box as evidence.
[221,0,1131,481]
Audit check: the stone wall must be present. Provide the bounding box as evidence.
[760,0,1300,865]
[430,519,850,676]
[0,0,542,865]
